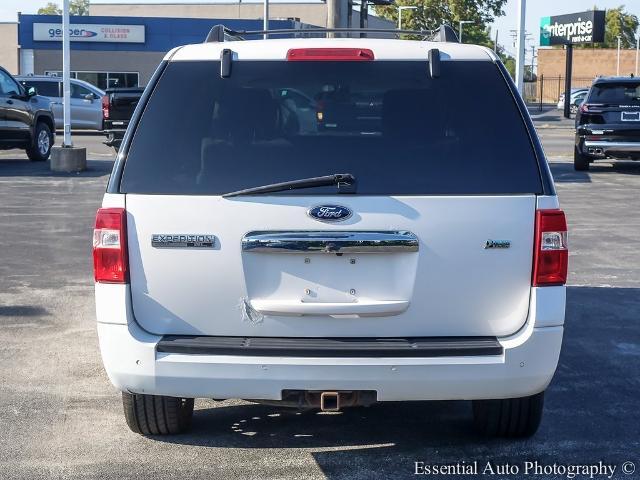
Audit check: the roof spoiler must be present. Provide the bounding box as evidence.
[428,25,459,43]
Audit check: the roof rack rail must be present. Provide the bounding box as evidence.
[204,24,459,43]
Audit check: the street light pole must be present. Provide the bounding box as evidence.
[263,0,269,39]
[397,6,417,31]
[617,36,621,76]
[530,45,535,78]
[62,0,72,147]
[50,0,86,173]
[458,20,473,43]
[635,34,639,76]
[515,0,526,95]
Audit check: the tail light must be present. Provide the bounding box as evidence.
[287,48,374,61]
[533,209,568,286]
[101,95,110,119]
[93,208,128,283]
[580,103,602,113]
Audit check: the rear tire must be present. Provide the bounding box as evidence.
[472,391,544,438]
[574,147,590,171]
[122,392,194,435]
[26,122,53,162]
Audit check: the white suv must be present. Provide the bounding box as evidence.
[93,27,567,438]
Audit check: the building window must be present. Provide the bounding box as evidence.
[44,71,140,90]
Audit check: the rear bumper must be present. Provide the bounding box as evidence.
[584,140,640,155]
[98,322,562,401]
[576,124,640,159]
[96,285,565,401]
[102,129,126,148]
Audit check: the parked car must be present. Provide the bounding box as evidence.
[557,88,589,110]
[574,76,640,170]
[94,27,567,438]
[0,66,55,161]
[17,76,105,131]
[570,91,588,114]
[101,87,145,151]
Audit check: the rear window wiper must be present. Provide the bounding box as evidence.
[222,173,357,198]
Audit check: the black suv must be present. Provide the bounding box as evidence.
[0,66,55,161]
[575,76,640,171]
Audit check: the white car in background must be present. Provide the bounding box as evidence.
[557,88,589,110]
[94,26,567,438]
[17,76,105,130]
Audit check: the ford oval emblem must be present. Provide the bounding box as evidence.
[307,205,353,222]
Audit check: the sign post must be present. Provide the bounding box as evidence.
[563,44,573,119]
[540,10,605,119]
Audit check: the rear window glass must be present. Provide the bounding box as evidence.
[21,80,60,97]
[590,82,640,105]
[120,60,542,195]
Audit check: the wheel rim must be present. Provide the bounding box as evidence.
[37,129,50,155]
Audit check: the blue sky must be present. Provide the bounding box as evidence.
[2,0,639,62]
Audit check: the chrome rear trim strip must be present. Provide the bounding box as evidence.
[242,231,419,253]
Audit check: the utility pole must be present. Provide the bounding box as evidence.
[263,0,269,38]
[327,0,340,35]
[494,29,498,52]
[359,0,368,38]
[515,0,526,95]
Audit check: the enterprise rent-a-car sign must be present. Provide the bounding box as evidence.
[33,23,145,43]
[540,10,605,46]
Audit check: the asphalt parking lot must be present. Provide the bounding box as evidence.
[1,117,639,480]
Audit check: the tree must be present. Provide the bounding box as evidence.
[70,0,90,16]
[37,0,90,16]
[600,6,638,49]
[495,45,515,77]
[37,2,61,15]
[375,0,507,47]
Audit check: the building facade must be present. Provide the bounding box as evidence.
[537,48,639,80]
[2,6,393,90]
[89,1,394,31]
[0,22,19,74]
[16,14,298,89]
